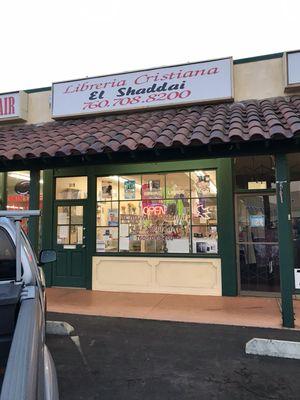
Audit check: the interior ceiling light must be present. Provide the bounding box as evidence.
[8,172,44,185]
[8,172,30,181]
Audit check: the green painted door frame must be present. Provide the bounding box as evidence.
[41,169,54,286]
[275,154,295,328]
[86,173,96,290]
[218,159,237,296]
[0,172,7,210]
[28,169,40,253]
[52,200,87,287]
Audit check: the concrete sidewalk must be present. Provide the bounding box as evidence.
[46,287,300,329]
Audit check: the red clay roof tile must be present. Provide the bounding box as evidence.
[0,96,299,161]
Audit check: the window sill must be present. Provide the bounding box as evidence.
[92,252,220,258]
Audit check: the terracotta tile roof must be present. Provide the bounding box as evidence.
[0,96,300,161]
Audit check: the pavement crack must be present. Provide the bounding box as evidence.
[70,335,92,373]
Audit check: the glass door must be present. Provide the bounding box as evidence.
[52,176,88,288]
[236,194,280,293]
[288,154,300,273]
[53,202,87,287]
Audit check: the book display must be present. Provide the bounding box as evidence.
[96,171,218,254]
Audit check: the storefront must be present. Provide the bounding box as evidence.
[0,51,299,327]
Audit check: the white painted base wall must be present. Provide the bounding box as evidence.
[92,257,222,296]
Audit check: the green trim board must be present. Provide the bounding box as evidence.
[41,169,54,286]
[0,172,7,209]
[28,170,40,253]
[91,252,220,258]
[217,158,237,296]
[54,166,91,177]
[53,159,219,177]
[275,154,295,328]
[234,52,283,65]
[24,86,51,94]
[86,174,96,289]
[234,189,277,195]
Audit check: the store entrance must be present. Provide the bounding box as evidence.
[236,193,280,294]
[52,201,87,287]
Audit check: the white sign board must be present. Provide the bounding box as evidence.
[52,58,233,118]
[286,51,300,87]
[0,91,28,122]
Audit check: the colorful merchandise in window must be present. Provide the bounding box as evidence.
[96,170,218,254]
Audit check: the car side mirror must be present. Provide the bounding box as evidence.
[39,249,56,265]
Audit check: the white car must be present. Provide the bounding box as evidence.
[0,211,59,400]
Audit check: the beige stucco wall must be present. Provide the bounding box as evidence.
[21,55,300,125]
[92,256,222,296]
[27,91,52,124]
[234,58,286,101]
[21,54,300,123]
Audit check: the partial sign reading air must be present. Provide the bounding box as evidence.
[0,95,15,116]
[0,92,27,122]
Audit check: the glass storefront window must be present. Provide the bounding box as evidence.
[56,176,87,200]
[7,171,30,211]
[96,202,119,226]
[288,154,300,271]
[234,156,276,190]
[166,172,190,198]
[4,170,43,239]
[97,176,118,201]
[96,170,218,254]
[191,197,217,225]
[192,226,218,254]
[7,171,30,233]
[96,227,118,252]
[119,175,141,200]
[191,170,217,197]
[142,174,165,199]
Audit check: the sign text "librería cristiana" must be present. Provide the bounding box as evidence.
[52,58,233,118]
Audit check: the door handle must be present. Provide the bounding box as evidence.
[82,244,86,248]
[268,261,273,274]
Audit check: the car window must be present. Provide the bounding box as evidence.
[0,227,16,281]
